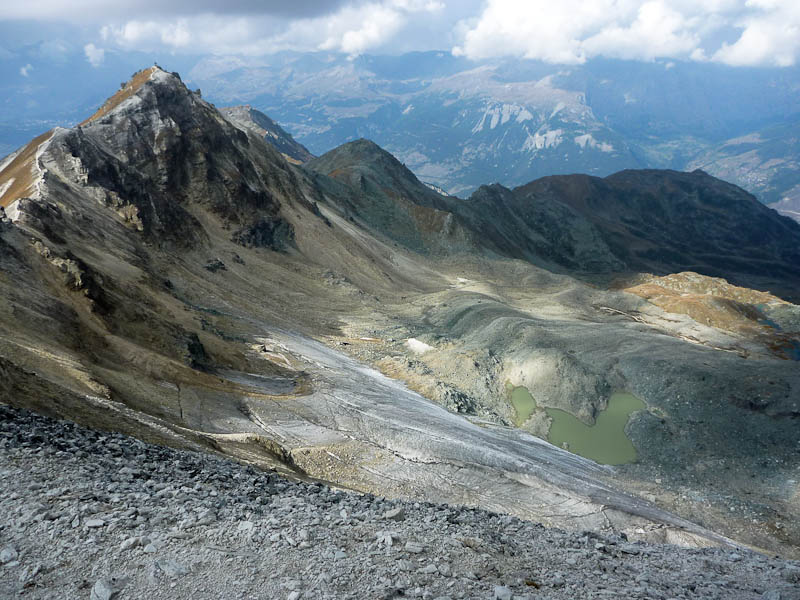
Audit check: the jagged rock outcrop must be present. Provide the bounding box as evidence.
[221,105,314,164]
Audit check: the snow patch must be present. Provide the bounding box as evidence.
[473,103,533,133]
[550,102,565,118]
[406,338,434,354]
[6,199,20,222]
[574,134,614,153]
[522,128,563,152]
[0,178,14,199]
[515,108,533,123]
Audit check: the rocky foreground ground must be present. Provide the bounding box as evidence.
[1,405,798,600]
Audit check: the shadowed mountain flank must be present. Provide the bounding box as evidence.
[459,170,800,299]
[306,139,478,254]
[310,142,800,300]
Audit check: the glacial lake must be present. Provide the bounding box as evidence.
[509,384,538,427]
[546,392,646,465]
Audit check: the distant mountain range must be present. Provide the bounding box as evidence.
[2,50,798,217]
[185,52,800,214]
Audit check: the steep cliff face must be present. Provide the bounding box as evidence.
[0,66,327,409]
[64,67,303,249]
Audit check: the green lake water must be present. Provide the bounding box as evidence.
[546,392,646,465]
[509,385,538,427]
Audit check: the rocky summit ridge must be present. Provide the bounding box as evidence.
[1,64,800,576]
[220,105,315,165]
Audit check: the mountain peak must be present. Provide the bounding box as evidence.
[0,65,310,251]
[309,138,423,189]
[79,66,170,127]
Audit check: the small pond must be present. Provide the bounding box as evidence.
[508,384,537,427]
[545,392,646,465]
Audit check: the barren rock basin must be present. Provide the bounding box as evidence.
[546,392,646,465]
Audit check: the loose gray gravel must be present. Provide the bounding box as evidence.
[1,405,798,599]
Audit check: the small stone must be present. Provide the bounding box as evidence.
[419,564,438,574]
[376,531,397,547]
[204,258,226,272]
[404,541,424,554]
[155,559,188,578]
[86,519,105,528]
[143,544,157,554]
[781,565,800,583]
[237,521,254,532]
[383,507,405,522]
[0,547,18,564]
[493,585,513,600]
[120,537,148,552]
[90,578,118,600]
[287,592,301,600]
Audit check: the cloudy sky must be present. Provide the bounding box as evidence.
[1,0,799,67]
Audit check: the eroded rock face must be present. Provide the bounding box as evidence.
[307,139,479,255]
[57,68,298,248]
[232,216,295,251]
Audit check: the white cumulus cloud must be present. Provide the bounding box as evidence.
[96,0,443,57]
[712,0,800,66]
[452,0,800,67]
[83,43,105,66]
